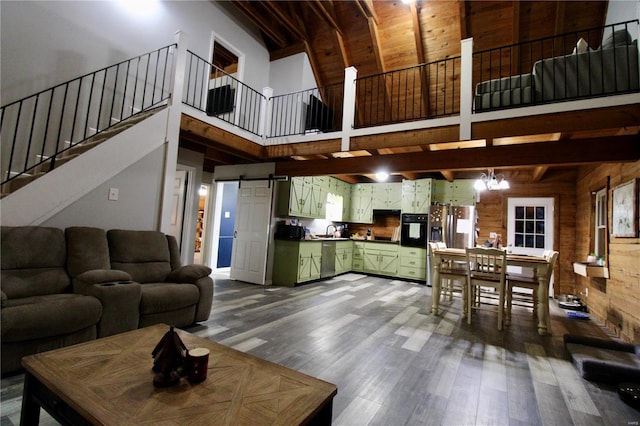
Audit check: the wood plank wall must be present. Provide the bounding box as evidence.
[474,168,578,298]
[575,160,640,343]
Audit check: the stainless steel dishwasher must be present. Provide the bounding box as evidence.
[321,240,336,278]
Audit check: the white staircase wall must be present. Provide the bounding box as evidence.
[1,109,169,227]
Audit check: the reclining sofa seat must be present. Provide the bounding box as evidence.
[106,229,213,328]
[0,226,102,375]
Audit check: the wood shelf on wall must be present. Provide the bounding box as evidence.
[573,262,609,279]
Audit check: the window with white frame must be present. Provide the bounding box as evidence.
[594,188,607,258]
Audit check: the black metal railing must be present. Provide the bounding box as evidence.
[268,83,344,138]
[354,57,461,129]
[183,50,264,136]
[473,20,639,112]
[0,44,175,186]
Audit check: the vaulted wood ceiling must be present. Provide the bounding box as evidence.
[179,0,640,182]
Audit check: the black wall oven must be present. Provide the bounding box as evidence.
[400,213,428,247]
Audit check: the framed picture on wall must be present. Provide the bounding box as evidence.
[611,178,638,237]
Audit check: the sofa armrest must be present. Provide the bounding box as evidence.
[563,334,637,353]
[166,264,212,283]
[166,265,213,323]
[73,269,132,290]
[73,270,141,337]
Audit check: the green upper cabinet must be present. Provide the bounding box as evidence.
[350,183,374,223]
[372,182,402,210]
[432,179,476,205]
[402,178,432,213]
[278,176,328,219]
[310,176,327,219]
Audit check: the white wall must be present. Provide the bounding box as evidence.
[42,146,165,230]
[268,52,318,95]
[605,0,640,25]
[1,0,271,105]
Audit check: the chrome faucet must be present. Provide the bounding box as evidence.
[326,224,337,238]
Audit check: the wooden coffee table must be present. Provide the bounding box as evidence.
[20,324,337,425]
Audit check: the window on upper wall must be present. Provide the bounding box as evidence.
[593,187,607,259]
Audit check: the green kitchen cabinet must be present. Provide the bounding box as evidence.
[398,246,427,281]
[373,182,402,210]
[352,241,365,271]
[402,178,432,213]
[273,240,322,286]
[310,176,328,219]
[363,242,399,276]
[335,179,352,222]
[432,179,475,205]
[278,176,329,219]
[335,241,354,275]
[350,183,374,223]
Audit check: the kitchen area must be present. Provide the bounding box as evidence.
[271,176,478,286]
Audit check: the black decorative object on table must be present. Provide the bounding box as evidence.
[151,325,187,387]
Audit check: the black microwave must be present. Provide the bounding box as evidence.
[275,224,305,240]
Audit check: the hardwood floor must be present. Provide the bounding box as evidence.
[2,273,639,425]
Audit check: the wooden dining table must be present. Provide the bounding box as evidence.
[431,248,552,335]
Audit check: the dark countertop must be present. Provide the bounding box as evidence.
[296,238,399,244]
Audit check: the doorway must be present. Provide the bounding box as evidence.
[506,197,556,296]
[216,182,238,269]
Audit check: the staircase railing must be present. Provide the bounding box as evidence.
[183,50,264,136]
[0,44,176,187]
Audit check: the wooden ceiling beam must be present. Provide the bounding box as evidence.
[531,166,549,182]
[180,115,264,161]
[458,0,468,40]
[440,170,456,182]
[274,135,639,177]
[410,1,426,65]
[302,40,325,90]
[260,0,307,41]
[179,131,257,164]
[355,0,378,23]
[230,1,289,48]
[308,0,343,36]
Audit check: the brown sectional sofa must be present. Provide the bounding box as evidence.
[1,226,214,375]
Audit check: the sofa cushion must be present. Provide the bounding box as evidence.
[1,294,102,342]
[1,226,70,299]
[66,227,111,277]
[139,283,200,314]
[108,230,172,283]
[602,29,632,50]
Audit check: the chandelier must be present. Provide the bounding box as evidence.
[474,169,510,191]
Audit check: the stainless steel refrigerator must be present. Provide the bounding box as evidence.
[426,205,477,286]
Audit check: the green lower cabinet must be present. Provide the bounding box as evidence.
[352,242,365,272]
[335,241,353,275]
[398,246,427,281]
[363,243,399,276]
[273,241,322,286]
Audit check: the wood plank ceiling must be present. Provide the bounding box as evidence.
[179,0,640,183]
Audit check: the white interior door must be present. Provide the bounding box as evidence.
[229,180,273,285]
[507,197,556,295]
[170,170,187,248]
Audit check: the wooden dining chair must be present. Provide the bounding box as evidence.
[505,250,558,325]
[428,242,467,308]
[465,247,507,330]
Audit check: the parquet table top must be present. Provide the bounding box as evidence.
[21,324,337,425]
